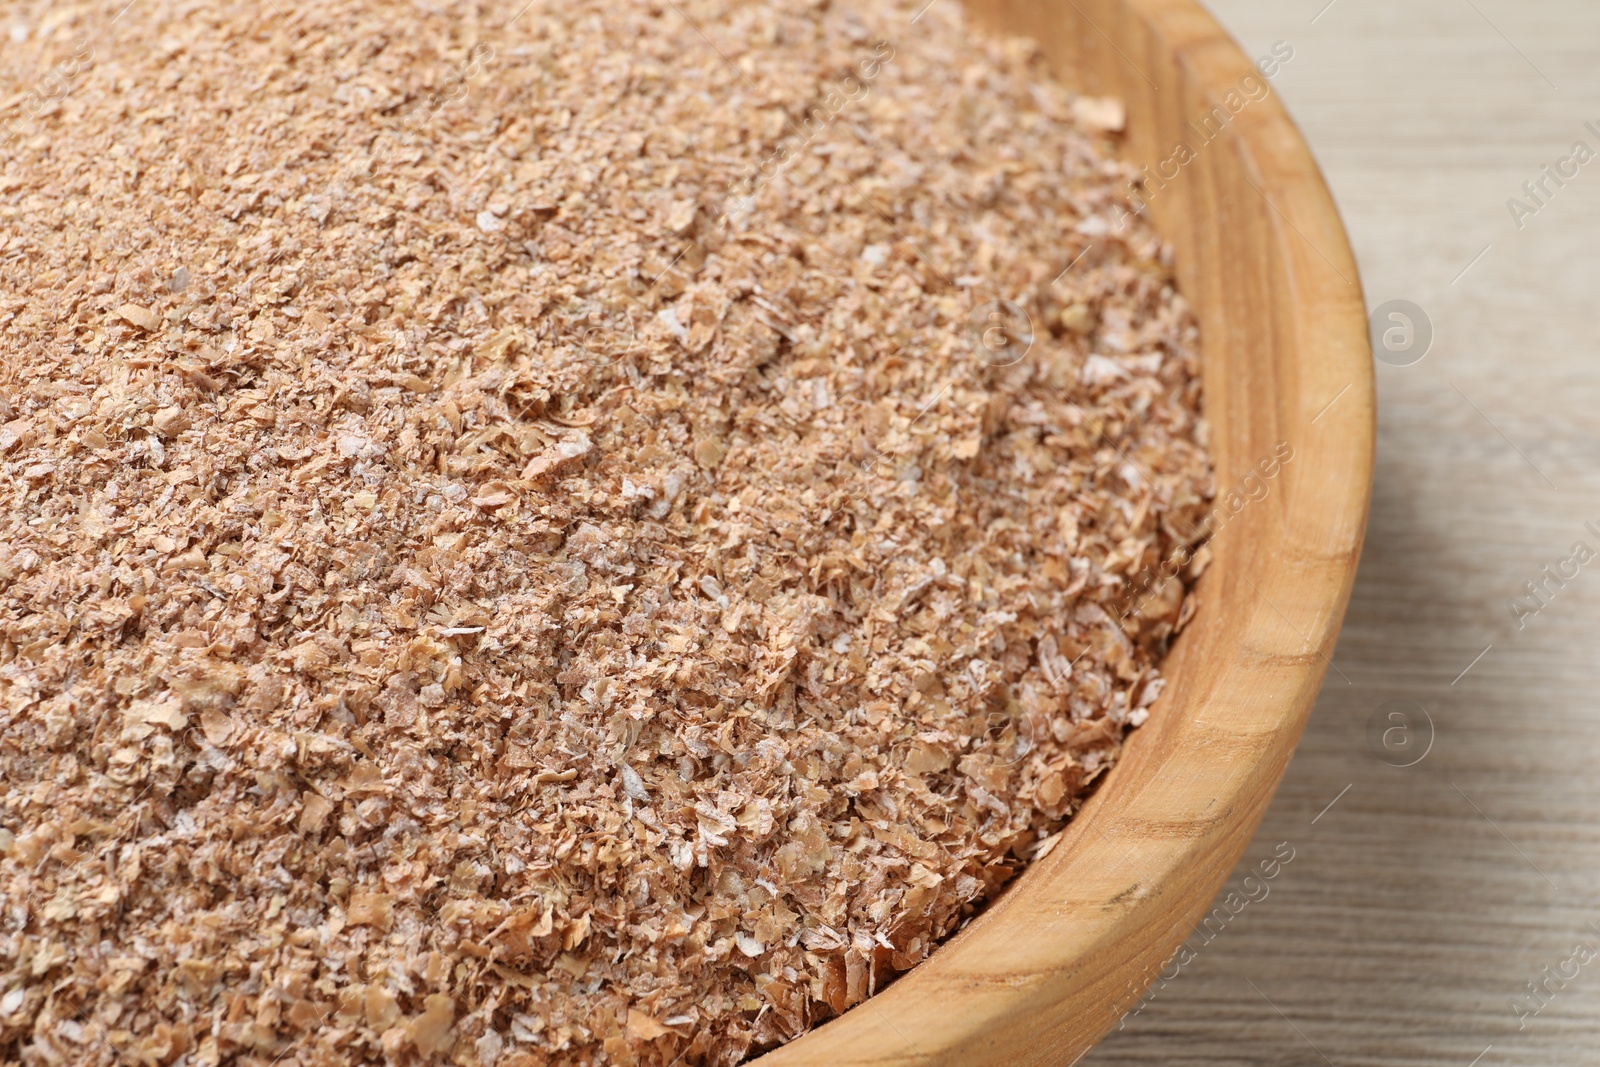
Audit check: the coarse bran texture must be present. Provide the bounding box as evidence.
[0,0,1214,1064]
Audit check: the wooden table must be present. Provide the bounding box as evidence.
[1086,1,1600,1063]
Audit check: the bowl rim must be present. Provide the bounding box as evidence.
[754,0,1375,1063]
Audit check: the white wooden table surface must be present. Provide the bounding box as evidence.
[1085,2,1600,1064]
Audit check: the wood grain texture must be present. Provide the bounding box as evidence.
[1087,2,1600,1065]
[754,1,1375,1063]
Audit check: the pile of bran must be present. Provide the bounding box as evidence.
[0,0,1213,1063]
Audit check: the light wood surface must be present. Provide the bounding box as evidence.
[759,0,1375,1062]
[1088,2,1600,1065]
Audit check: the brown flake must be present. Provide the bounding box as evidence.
[117,303,160,331]
[407,994,456,1055]
[627,1009,673,1041]
[347,891,396,930]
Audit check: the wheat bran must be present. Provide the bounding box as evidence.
[0,0,1213,1063]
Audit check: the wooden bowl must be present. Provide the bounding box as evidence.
[756,0,1375,1062]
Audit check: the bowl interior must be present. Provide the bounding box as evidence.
[754,0,1373,1063]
